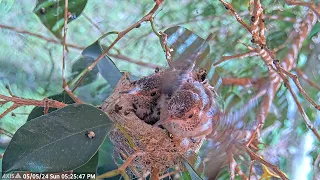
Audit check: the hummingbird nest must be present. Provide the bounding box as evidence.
[100,73,205,176]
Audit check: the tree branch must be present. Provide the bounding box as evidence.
[61,0,83,104]
[0,94,67,119]
[272,61,320,141]
[214,50,258,67]
[108,53,162,69]
[245,146,288,180]
[256,11,317,134]
[295,68,320,91]
[0,24,84,50]
[284,0,320,18]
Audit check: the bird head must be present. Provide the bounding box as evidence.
[154,89,210,137]
[120,73,162,97]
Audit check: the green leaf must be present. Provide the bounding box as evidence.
[74,152,99,178]
[71,56,100,87]
[266,31,288,50]
[96,138,120,180]
[163,26,210,68]
[33,0,88,39]
[182,152,204,180]
[202,4,216,16]
[27,91,74,121]
[82,40,122,89]
[308,22,320,40]
[180,171,192,180]
[2,104,113,173]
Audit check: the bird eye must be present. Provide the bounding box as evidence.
[150,92,157,96]
[188,114,193,118]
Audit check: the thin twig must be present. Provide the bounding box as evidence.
[255,11,317,135]
[82,13,104,35]
[219,0,251,32]
[159,31,173,67]
[313,154,320,180]
[108,53,162,69]
[79,0,164,86]
[296,68,320,91]
[150,18,161,37]
[158,170,178,179]
[96,151,144,180]
[248,160,255,180]
[222,77,259,86]
[5,85,15,97]
[251,0,263,43]
[277,65,320,110]
[214,50,258,67]
[272,61,320,141]
[0,24,84,50]
[62,0,68,89]
[0,127,14,137]
[61,0,83,104]
[284,0,320,18]
[228,149,237,180]
[0,104,18,119]
[235,165,248,180]
[245,146,289,180]
[0,94,67,119]
[264,14,297,22]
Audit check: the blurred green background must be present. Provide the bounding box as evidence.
[0,0,320,179]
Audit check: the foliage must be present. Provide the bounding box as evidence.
[0,0,320,179]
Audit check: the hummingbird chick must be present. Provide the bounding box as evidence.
[154,89,205,137]
[120,72,162,123]
[155,80,219,138]
[193,68,207,82]
[131,95,158,122]
[121,72,163,97]
[160,70,193,97]
[167,90,202,118]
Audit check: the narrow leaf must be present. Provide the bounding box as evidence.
[182,152,204,180]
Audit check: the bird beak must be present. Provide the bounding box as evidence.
[119,87,141,95]
[153,115,171,127]
[153,116,183,127]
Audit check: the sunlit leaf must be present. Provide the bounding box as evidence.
[260,162,282,180]
[3,104,113,173]
[163,26,210,68]
[33,0,87,39]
